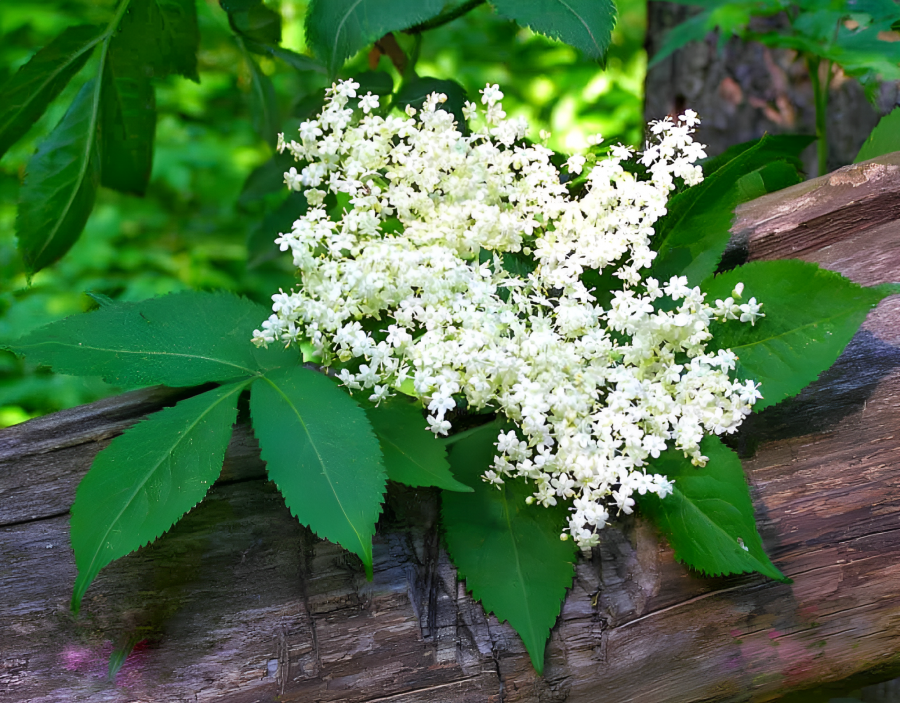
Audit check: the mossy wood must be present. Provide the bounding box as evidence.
[2,153,900,701]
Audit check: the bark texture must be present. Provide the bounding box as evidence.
[644,2,899,174]
[2,155,900,702]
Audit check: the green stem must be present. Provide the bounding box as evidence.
[807,55,830,177]
[406,0,487,34]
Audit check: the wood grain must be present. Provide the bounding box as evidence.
[2,154,900,702]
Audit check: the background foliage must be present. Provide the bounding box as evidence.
[0,0,646,427]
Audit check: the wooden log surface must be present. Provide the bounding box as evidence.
[2,154,900,702]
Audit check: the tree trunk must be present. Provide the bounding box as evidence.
[644,2,898,174]
[2,155,900,702]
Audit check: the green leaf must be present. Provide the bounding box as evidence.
[700,134,815,177]
[0,24,102,159]
[244,40,325,73]
[250,367,387,578]
[442,425,576,673]
[649,135,804,287]
[100,41,156,195]
[244,51,280,146]
[238,151,295,209]
[247,191,307,267]
[16,78,102,275]
[305,0,446,77]
[363,398,472,492]
[648,11,711,67]
[854,107,900,163]
[70,381,245,612]
[223,0,282,44]
[733,160,803,203]
[701,260,893,411]
[7,291,285,387]
[640,435,789,582]
[491,0,617,61]
[118,0,200,81]
[394,77,468,127]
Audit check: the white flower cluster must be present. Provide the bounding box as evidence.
[253,80,764,548]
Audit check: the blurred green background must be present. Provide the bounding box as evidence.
[0,0,647,427]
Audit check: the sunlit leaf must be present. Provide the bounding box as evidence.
[70,381,245,612]
[854,107,900,163]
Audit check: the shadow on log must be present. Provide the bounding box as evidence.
[2,155,900,702]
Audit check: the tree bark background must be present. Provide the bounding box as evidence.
[644,2,900,174]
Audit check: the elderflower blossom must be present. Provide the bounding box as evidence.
[253,80,765,548]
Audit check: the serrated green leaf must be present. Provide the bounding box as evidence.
[70,381,245,612]
[702,260,892,411]
[7,291,289,387]
[250,367,387,578]
[640,435,789,582]
[442,425,576,673]
[491,0,616,61]
[700,134,815,177]
[100,40,156,195]
[854,107,900,163]
[649,135,804,287]
[364,398,472,492]
[305,0,446,77]
[118,0,200,81]
[0,24,103,159]
[394,77,467,127]
[16,78,102,275]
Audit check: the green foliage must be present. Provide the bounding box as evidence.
[6,290,281,387]
[491,0,617,61]
[363,397,473,492]
[394,76,468,126]
[701,260,895,411]
[650,135,806,286]
[442,424,576,673]
[250,366,387,578]
[854,107,900,163]
[639,435,789,582]
[70,380,245,612]
[119,0,200,81]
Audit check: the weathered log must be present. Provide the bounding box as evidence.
[2,155,900,702]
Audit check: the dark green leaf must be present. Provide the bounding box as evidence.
[16,79,102,274]
[238,151,295,209]
[854,107,900,163]
[491,0,617,61]
[0,24,102,159]
[70,381,245,612]
[650,135,803,287]
[639,435,789,582]
[117,0,200,81]
[364,398,472,491]
[395,77,468,126]
[223,0,282,44]
[442,425,576,673]
[100,41,156,195]
[8,291,283,387]
[702,260,893,411]
[733,160,803,203]
[247,191,307,267]
[250,367,387,578]
[648,11,711,67]
[244,52,279,146]
[305,0,446,77]
[354,70,394,96]
[244,40,325,73]
[700,134,815,177]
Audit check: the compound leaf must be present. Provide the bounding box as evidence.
[16,78,102,275]
[70,381,245,612]
[0,24,102,159]
[702,260,894,411]
[8,291,284,387]
[306,0,446,77]
[639,435,789,582]
[101,38,156,195]
[492,0,616,61]
[250,367,386,578]
[442,425,576,674]
[364,398,472,492]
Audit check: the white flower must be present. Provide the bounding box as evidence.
[252,81,763,548]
